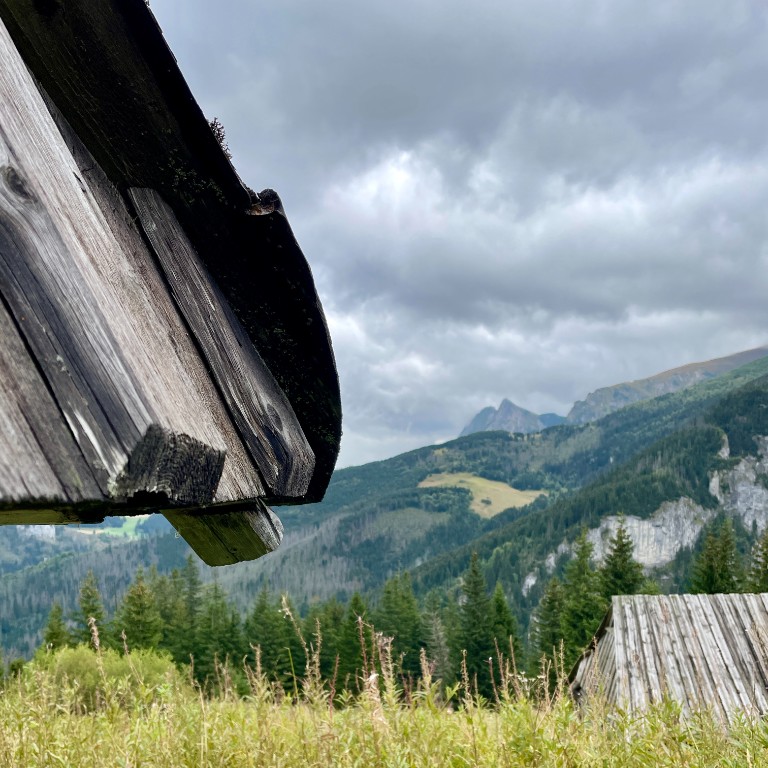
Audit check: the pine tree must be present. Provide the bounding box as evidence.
[531,577,565,666]
[43,603,70,652]
[337,592,372,687]
[73,570,106,648]
[690,518,743,594]
[560,531,608,668]
[376,573,422,678]
[458,553,494,697]
[749,527,768,592]
[599,518,645,599]
[490,582,522,665]
[114,567,163,651]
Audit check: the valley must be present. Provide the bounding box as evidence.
[2,350,768,660]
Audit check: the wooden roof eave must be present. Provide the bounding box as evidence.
[0,0,341,502]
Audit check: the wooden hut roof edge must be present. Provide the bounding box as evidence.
[570,593,768,721]
[0,0,341,501]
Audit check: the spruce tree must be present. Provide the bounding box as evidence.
[531,577,565,666]
[560,531,608,668]
[304,598,345,680]
[458,553,494,696]
[244,587,295,683]
[749,527,768,592]
[114,567,163,651]
[43,603,70,652]
[376,573,422,677]
[599,518,645,599]
[337,592,372,687]
[74,570,106,648]
[690,518,743,594]
[194,582,242,684]
[490,582,522,665]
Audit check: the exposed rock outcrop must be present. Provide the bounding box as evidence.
[528,434,768,586]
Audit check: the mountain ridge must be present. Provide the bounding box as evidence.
[3,349,768,658]
[461,345,768,437]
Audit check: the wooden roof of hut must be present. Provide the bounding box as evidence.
[570,593,768,722]
[0,0,341,565]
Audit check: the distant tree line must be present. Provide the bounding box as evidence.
[36,554,524,700]
[28,511,768,700]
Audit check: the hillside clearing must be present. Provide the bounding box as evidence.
[418,472,545,517]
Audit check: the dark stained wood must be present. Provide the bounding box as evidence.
[0,0,341,501]
[163,502,283,567]
[129,188,315,501]
[0,1,342,565]
[112,425,226,506]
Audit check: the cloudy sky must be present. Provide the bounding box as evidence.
[151,0,768,468]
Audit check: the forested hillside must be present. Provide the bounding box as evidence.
[2,355,768,659]
[412,372,768,624]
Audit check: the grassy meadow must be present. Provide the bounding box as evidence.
[2,642,768,767]
[418,472,545,518]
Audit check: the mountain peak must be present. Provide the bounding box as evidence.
[461,400,564,437]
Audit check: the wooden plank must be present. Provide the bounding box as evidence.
[129,187,315,500]
[646,596,690,711]
[612,597,631,709]
[1,0,341,503]
[668,595,723,720]
[0,134,141,490]
[743,594,768,701]
[0,17,267,508]
[685,595,737,722]
[722,595,768,716]
[41,94,266,506]
[163,501,283,566]
[0,295,101,503]
[634,596,663,705]
[702,595,755,718]
[622,598,648,711]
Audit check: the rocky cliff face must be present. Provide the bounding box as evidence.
[530,434,768,586]
[587,498,715,568]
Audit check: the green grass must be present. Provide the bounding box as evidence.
[77,516,148,538]
[419,472,545,518]
[3,645,768,767]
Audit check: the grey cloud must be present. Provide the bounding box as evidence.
[150,0,768,466]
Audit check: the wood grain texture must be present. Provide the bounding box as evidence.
[129,187,315,500]
[0,294,101,502]
[163,501,283,566]
[572,594,768,722]
[39,89,266,506]
[0,17,265,507]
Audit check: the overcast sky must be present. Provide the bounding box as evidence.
[151,0,768,468]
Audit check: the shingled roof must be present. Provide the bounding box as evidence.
[570,593,768,722]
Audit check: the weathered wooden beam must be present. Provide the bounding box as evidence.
[0,2,342,565]
[0,294,101,503]
[0,0,341,503]
[0,16,267,509]
[128,188,315,501]
[163,502,283,566]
